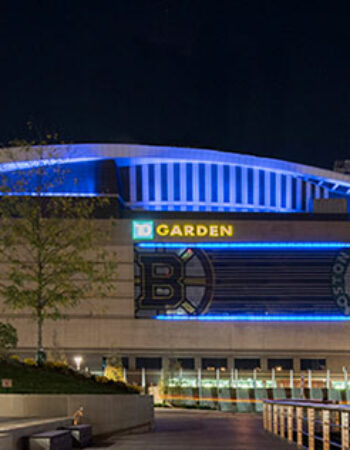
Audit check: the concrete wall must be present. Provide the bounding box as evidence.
[0,394,154,436]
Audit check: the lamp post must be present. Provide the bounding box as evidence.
[74,355,83,371]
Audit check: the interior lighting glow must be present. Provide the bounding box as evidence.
[156,314,350,322]
[138,242,350,249]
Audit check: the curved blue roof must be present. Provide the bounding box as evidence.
[1,144,349,212]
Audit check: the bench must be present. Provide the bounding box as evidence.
[29,429,72,450]
[66,424,92,448]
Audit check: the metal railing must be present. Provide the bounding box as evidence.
[263,399,350,449]
[91,368,350,391]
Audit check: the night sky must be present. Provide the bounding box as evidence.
[1,1,350,169]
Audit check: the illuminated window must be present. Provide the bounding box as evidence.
[247,168,253,204]
[223,165,230,203]
[136,357,162,370]
[202,358,227,370]
[301,180,306,210]
[235,166,242,203]
[186,164,193,201]
[102,356,128,370]
[211,165,218,202]
[300,359,326,370]
[259,170,265,206]
[161,164,168,201]
[234,358,261,370]
[169,358,195,370]
[199,164,205,201]
[119,167,130,201]
[136,165,142,201]
[174,163,180,201]
[270,173,276,207]
[268,358,293,370]
[292,178,297,209]
[149,164,155,201]
[281,175,286,208]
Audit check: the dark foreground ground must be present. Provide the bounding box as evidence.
[95,408,294,449]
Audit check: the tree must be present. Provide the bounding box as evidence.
[0,135,117,352]
[0,322,17,357]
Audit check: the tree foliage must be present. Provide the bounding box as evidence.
[0,135,117,350]
[0,322,17,356]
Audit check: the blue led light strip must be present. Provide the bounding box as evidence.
[156,315,350,322]
[137,242,350,249]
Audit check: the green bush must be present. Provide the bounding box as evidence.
[0,323,18,357]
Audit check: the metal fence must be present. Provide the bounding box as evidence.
[263,399,350,449]
[98,368,350,391]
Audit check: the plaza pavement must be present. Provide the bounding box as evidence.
[95,408,294,449]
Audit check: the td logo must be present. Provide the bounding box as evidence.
[132,221,154,240]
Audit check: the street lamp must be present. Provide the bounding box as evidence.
[74,355,83,371]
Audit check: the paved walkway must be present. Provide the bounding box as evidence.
[97,409,294,449]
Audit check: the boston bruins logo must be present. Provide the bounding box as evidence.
[332,249,350,315]
[134,247,214,317]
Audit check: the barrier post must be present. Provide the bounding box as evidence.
[307,407,315,450]
[197,368,202,401]
[308,369,312,389]
[287,405,293,442]
[334,410,340,433]
[322,409,330,450]
[296,407,303,446]
[326,369,331,389]
[341,411,349,450]
[343,366,348,390]
[272,368,276,388]
[267,404,273,433]
[263,403,267,430]
[273,404,279,435]
[279,405,285,438]
[141,367,146,393]
[253,368,257,388]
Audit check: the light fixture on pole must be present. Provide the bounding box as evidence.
[74,355,83,371]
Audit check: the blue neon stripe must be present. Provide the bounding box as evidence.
[0,192,101,197]
[137,242,350,249]
[156,314,350,322]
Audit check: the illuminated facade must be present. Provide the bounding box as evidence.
[1,143,350,211]
[2,144,350,375]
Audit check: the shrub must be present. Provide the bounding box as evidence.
[104,364,124,382]
[95,375,110,384]
[43,361,56,370]
[23,358,36,366]
[53,361,69,371]
[0,322,17,358]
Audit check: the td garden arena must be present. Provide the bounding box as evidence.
[2,144,350,384]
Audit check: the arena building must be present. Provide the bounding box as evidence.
[1,144,350,381]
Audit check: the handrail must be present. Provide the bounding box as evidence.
[263,399,350,449]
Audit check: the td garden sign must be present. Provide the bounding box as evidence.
[132,220,234,240]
